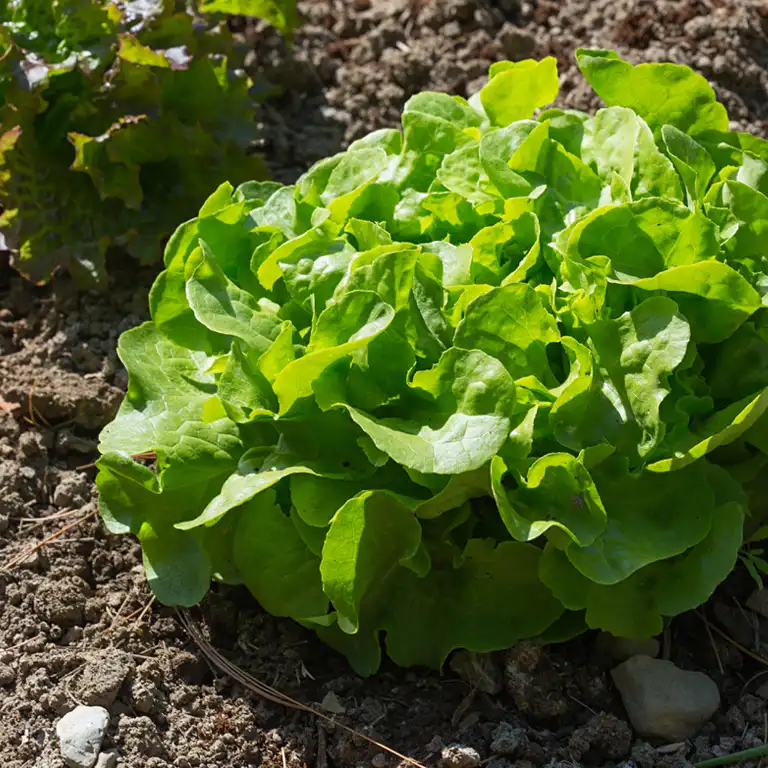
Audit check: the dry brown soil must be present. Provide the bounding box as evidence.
[2,1,768,766]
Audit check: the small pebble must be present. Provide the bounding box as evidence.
[441,745,482,768]
[57,705,110,768]
[321,691,346,714]
[612,657,719,741]
[490,722,525,757]
[372,753,388,768]
[96,751,118,768]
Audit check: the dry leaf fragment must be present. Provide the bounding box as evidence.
[0,395,20,415]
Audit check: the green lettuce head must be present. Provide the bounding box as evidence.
[97,50,768,675]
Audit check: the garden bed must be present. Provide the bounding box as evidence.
[1,1,768,766]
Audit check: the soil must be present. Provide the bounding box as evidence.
[1,1,768,767]
[250,0,768,182]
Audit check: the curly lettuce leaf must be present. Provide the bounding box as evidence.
[576,49,728,139]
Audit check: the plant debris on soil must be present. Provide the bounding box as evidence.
[1,1,768,767]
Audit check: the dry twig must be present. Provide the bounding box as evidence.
[13,507,80,533]
[700,611,725,676]
[24,378,50,428]
[177,609,425,768]
[132,596,156,627]
[699,610,768,667]
[77,450,156,471]
[1,509,97,571]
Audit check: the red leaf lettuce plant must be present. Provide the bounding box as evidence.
[0,0,296,284]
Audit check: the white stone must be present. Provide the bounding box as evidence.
[441,745,481,768]
[320,691,346,715]
[56,705,110,768]
[96,750,118,768]
[611,656,720,741]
